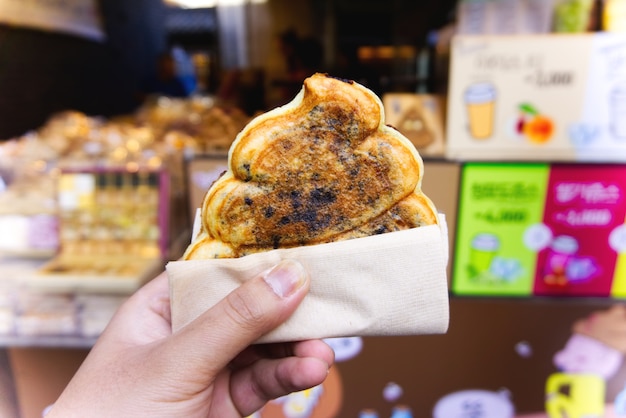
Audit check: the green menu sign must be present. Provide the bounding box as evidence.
[453,163,550,296]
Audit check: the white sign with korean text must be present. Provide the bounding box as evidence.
[446,34,626,162]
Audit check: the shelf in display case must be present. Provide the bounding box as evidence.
[23,254,164,294]
[0,255,139,348]
[0,335,98,348]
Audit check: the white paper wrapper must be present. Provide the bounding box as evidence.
[168,215,449,343]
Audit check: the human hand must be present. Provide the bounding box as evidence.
[47,259,334,417]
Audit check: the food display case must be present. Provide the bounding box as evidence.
[28,169,168,293]
[0,167,171,347]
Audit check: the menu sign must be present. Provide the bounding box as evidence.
[453,163,626,298]
[446,34,626,162]
[453,163,550,296]
[535,165,626,297]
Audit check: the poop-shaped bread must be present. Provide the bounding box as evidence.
[183,73,438,259]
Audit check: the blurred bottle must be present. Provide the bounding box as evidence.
[416,31,438,94]
[553,0,596,32]
[603,0,626,31]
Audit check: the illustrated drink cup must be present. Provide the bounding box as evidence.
[465,82,497,139]
[545,373,605,418]
[469,233,500,276]
[610,83,626,140]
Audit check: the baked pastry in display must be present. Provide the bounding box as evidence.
[135,96,250,153]
[37,111,102,157]
[184,73,438,259]
[195,105,251,152]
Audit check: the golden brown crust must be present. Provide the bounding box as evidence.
[184,73,438,259]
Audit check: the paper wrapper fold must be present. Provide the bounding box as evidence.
[168,215,449,343]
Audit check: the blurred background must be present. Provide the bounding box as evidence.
[1,1,626,417]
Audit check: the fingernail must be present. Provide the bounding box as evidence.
[263,260,307,298]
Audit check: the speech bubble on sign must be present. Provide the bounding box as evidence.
[610,225,626,253]
[433,389,515,418]
[523,223,553,252]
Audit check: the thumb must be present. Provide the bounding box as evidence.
[167,259,310,374]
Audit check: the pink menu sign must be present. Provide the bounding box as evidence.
[534,165,626,297]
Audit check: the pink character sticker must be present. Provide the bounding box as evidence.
[553,333,623,380]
